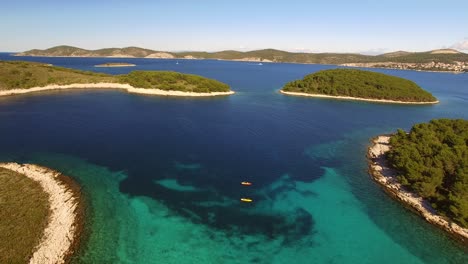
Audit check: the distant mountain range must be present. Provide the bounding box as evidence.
[14,46,468,72]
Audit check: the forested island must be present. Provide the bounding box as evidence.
[281,69,438,104]
[0,61,233,96]
[368,119,468,243]
[15,45,468,73]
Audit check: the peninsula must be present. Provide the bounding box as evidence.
[0,163,83,264]
[280,69,438,104]
[94,62,136,67]
[0,61,233,97]
[368,119,468,243]
[14,45,468,73]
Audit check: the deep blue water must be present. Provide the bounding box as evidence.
[0,53,467,263]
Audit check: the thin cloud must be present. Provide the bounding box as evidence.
[450,39,468,51]
[357,48,389,55]
[290,48,318,53]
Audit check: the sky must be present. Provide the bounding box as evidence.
[1,0,468,54]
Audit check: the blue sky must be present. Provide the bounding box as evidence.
[1,0,467,53]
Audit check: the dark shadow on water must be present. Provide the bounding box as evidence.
[116,142,324,243]
[120,170,317,244]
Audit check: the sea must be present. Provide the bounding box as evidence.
[0,53,467,263]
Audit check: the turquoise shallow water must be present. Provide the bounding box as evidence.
[17,144,465,264]
[0,54,467,263]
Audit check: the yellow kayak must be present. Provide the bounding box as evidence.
[240,198,253,203]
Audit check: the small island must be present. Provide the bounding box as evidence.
[280,69,438,104]
[0,61,234,97]
[94,62,136,67]
[368,119,468,243]
[0,163,83,263]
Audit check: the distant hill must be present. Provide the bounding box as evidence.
[16,45,176,59]
[15,45,468,72]
[381,51,413,57]
[281,69,437,103]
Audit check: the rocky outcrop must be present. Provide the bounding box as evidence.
[94,63,136,67]
[232,57,273,62]
[367,136,468,244]
[280,90,439,105]
[145,52,175,59]
[0,83,235,97]
[430,49,461,54]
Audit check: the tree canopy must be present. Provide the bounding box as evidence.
[282,69,437,102]
[387,119,468,227]
[119,71,230,92]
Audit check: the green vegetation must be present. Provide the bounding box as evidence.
[0,61,230,93]
[387,119,468,227]
[17,45,158,58]
[0,61,115,89]
[282,69,437,102]
[119,71,230,92]
[0,167,50,263]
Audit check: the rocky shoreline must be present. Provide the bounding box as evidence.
[94,63,136,67]
[0,163,84,264]
[0,83,235,97]
[280,90,439,105]
[367,136,468,244]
